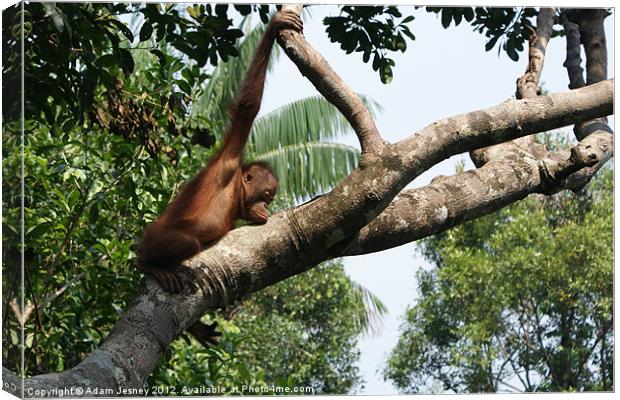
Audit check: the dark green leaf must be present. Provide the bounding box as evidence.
[117,48,134,75]
[88,202,99,225]
[155,24,166,42]
[181,68,194,86]
[485,35,500,51]
[372,53,380,71]
[463,8,474,21]
[234,5,251,15]
[514,38,524,51]
[176,79,192,95]
[95,54,117,67]
[139,22,153,42]
[108,19,134,43]
[395,34,406,52]
[380,63,393,84]
[453,11,463,26]
[385,7,402,18]
[172,40,195,57]
[506,45,519,61]
[215,4,228,17]
[151,49,166,67]
[228,28,244,39]
[441,9,452,28]
[401,27,415,41]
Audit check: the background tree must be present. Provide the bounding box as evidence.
[384,163,612,393]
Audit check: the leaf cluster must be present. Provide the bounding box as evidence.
[426,7,563,62]
[324,6,415,84]
[2,119,167,375]
[1,3,265,128]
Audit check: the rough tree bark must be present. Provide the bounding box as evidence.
[560,8,613,190]
[3,5,614,397]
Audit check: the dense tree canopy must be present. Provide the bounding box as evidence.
[385,165,612,392]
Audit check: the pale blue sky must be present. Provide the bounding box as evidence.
[259,6,615,394]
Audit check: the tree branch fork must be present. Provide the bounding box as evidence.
[4,5,614,395]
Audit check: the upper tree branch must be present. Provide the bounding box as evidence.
[278,4,384,158]
[561,12,586,90]
[394,79,612,175]
[560,8,613,190]
[516,8,556,99]
[472,8,556,167]
[339,131,612,256]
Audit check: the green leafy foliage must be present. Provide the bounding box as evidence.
[1,117,177,375]
[2,4,386,392]
[324,6,415,84]
[427,7,540,61]
[384,168,613,393]
[249,95,381,201]
[1,3,261,128]
[234,261,378,393]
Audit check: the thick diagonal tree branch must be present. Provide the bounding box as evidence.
[394,79,611,173]
[339,131,612,256]
[266,80,612,269]
[4,7,614,397]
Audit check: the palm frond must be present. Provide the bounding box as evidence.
[350,280,387,336]
[250,95,382,155]
[253,142,359,201]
